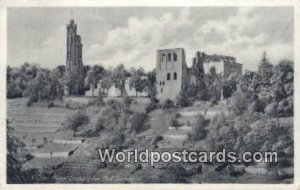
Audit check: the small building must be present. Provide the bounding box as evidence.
[85,76,148,97]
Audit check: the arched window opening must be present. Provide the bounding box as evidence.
[173,53,177,61]
[167,73,171,80]
[174,72,177,80]
[167,53,172,62]
[162,54,165,62]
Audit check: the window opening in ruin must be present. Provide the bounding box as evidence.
[173,53,177,61]
[167,73,171,80]
[162,54,165,62]
[174,72,177,80]
[168,53,172,62]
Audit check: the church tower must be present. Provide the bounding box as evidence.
[65,19,84,95]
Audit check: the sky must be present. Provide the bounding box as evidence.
[7,7,294,71]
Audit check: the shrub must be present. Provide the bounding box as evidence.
[186,120,191,126]
[43,137,48,144]
[229,90,250,115]
[167,164,188,178]
[264,102,278,117]
[188,114,208,141]
[64,102,70,109]
[66,111,89,137]
[278,158,293,168]
[145,102,158,113]
[151,135,163,147]
[123,96,133,106]
[88,96,104,106]
[130,112,149,133]
[176,91,191,107]
[47,101,54,108]
[161,99,175,109]
[26,98,33,107]
[170,119,180,128]
[107,130,126,150]
[95,116,105,132]
[7,83,23,99]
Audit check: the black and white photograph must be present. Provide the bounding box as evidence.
[4,3,296,186]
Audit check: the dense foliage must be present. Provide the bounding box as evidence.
[190,54,294,163]
[7,63,157,102]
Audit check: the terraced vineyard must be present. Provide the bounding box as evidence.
[7,98,75,146]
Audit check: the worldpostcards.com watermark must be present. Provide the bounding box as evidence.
[98,148,278,166]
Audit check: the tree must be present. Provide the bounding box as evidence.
[100,77,113,96]
[146,70,157,102]
[229,89,250,116]
[205,67,223,103]
[24,69,51,102]
[112,64,127,95]
[170,118,180,129]
[49,66,65,100]
[258,51,273,85]
[130,112,149,133]
[129,70,146,97]
[223,73,239,99]
[176,91,191,107]
[66,111,89,137]
[85,65,106,91]
[188,114,208,141]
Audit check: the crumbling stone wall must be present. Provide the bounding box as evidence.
[156,48,188,101]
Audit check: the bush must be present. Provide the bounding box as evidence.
[161,99,175,109]
[64,100,88,109]
[264,102,278,117]
[95,117,105,132]
[170,119,180,128]
[7,83,23,99]
[88,96,104,106]
[151,135,163,147]
[188,114,208,141]
[278,158,293,168]
[47,101,54,108]
[145,102,158,113]
[130,112,149,133]
[123,96,133,106]
[66,111,89,137]
[176,91,191,107]
[26,98,33,107]
[107,130,126,150]
[229,90,250,115]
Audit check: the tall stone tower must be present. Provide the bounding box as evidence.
[156,48,188,101]
[65,19,84,95]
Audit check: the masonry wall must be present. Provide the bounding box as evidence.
[156,48,187,101]
[203,61,224,75]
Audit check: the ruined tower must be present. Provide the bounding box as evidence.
[156,48,188,101]
[192,51,205,89]
[65,19,84,95]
